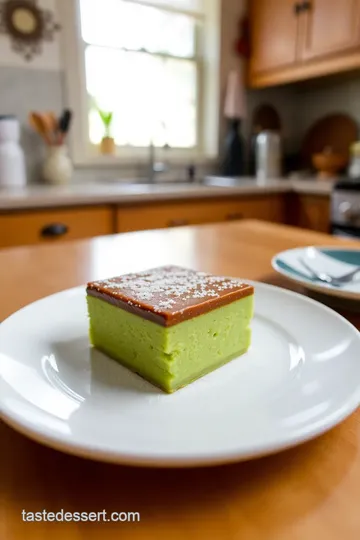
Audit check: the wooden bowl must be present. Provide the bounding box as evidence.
[312,152,348,179]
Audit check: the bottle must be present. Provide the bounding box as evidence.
[255,130,281,181]
[221,69,246,177]
[221,119,245,177]
[0,115,26,187]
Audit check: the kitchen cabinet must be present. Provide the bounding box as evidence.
[292,194,330,233]
[249,0,360,87]
[301,0,360,61]
[249,0,298,73]
[116,196,285,233]
[0,193,330,248]
[0,206,114,248]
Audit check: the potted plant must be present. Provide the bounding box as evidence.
[94,103,115,155]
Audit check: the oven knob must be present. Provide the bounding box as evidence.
[339,201,352,219]
[340,202,360,224]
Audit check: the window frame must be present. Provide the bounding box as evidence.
[60,0,220,167]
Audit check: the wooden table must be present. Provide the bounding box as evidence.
[1,220,360,540]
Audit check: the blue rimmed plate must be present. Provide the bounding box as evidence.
[272,247,360,300]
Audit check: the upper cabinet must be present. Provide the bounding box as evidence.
[250,0,298,72]
[249,0,360,88]
[301,0,359,60]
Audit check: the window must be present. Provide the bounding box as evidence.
[62,0,220,163]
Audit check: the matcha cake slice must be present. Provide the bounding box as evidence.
[86,266,254,393]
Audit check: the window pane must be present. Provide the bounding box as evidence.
[85,45,196,148]
[135,0,204,14]
[80,0,195,58]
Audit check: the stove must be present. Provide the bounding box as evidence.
[331,179,360,238]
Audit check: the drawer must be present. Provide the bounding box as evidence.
[116,196,285,233]
[116,199,232,232]
[293,195,330,233]
[0,206,114,248]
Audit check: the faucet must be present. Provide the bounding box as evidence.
[148,141,169,183]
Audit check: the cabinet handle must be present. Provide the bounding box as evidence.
[294,2,302,14]
[167,219,189,227]
[294,1,310,14]
[226,212,244,221]
[40,223,69,237]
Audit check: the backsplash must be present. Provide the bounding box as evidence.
[1,66,63,185]
[246,85,298,154]
[292,76,360,149]
[246,74,360,167]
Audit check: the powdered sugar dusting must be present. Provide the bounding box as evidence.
[88,265,249,313]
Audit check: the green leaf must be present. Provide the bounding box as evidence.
[90,96,114,137]
[98,110,113,127]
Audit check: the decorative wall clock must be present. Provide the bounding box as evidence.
[0,0,60,61]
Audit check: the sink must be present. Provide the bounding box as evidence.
[114,183,155,192]
[203,176,253,187]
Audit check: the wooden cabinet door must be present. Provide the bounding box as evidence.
[116,197,285,234]
[250,0,299,74]
[230,196,285,224]
[295,195,330,233]
[300,0,360,61]
[116,200,241,233]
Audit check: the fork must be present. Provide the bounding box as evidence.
[298,257,360,287]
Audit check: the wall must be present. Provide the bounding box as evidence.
[292,76,360,150]
[0,0,61,70]
[1,67,63,185]
[0,0,63,183]
[219,0,247,145]
[220,0,298,158]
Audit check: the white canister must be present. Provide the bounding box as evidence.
[255,130,281,180]
[0,115,27,187]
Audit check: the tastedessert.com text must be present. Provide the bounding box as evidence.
[21,509,140,523]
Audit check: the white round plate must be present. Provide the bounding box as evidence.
[272,246,360,300]
[1,282,360,467]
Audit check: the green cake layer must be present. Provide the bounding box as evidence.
[87,293,254,393]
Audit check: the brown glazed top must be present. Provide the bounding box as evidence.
[86,265,254,327]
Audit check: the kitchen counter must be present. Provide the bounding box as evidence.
[1,220,359,540]
[0,178,333,210]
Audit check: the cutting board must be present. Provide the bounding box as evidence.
[301,113,358,168]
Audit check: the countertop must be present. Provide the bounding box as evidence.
[1,220,359,540]
[0,178,333,210]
